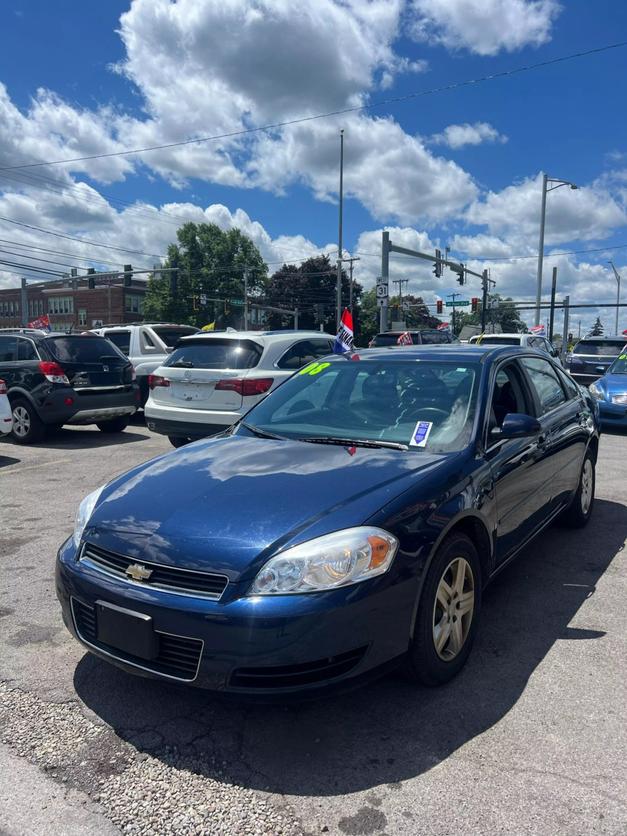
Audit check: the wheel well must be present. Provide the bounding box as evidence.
[446,516,493,586]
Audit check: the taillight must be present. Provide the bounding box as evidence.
[38,361,69,385]
[148,374,170,390]
[215,378,274,396]
[0,379,6,395]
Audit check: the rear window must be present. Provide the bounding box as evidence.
[45,336,127,363]
[151,326,198,349]
[573,340,624,356]
[371,333,420,347]
[164,338,262,370]
[104,331,131,354]
[476,336,521,346]
[419,330,450,344]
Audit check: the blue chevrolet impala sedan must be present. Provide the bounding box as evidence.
[56,345,599,694]
[589,348,627,429]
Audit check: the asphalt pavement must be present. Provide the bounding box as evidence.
[0,419,626,835]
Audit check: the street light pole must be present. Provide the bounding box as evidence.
[336,129,344,330]
[608,261,622,334]
[535,173,578,326]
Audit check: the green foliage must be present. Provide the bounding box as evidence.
[143,222,267,328]
[590,316,604,336]
[264,255,361,332]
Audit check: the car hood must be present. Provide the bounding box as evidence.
[598,374,627,396]
[85,435,446,581]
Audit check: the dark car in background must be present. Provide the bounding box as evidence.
[567,336,626,385]
[0,330,139,443]
[369,329,456,347]
[57,345,598,695]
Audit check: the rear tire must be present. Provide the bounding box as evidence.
[561,450,595,528]
[404,533,481,686]
[10,399,46,444]
[96,417,130,433]
[168,435,190,448]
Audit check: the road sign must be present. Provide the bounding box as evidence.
[376,284,388,299]
[445,300,470,308]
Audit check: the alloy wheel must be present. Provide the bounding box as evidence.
[580,458,593,515]
[12,405,30,438]
[432,557,475,661]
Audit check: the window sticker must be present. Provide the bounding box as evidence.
[410,420,433,448]
[298,361,331,376]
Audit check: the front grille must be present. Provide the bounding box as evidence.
[71,598,203,681]
[230,646,367,689]
[80,542,228,600]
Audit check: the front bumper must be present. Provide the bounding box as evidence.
[56,538,416,695]
[597,400,627,427]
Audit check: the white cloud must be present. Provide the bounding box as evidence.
[409,0,561,56]
[430,122,508,149]
[466,174,627,244]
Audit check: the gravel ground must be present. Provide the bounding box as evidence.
[1,420,626,835]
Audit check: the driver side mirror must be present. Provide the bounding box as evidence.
[595,365,606,374]
[492,413,541,440]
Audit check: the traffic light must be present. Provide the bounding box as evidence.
[471,297,479,312]
[87,267,96,289]
[123,264,133,287]
[433,248,442,278]
[436,299,443,314]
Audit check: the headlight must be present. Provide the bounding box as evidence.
[250,527,398,595]
[589,382,605,401]
[612,392,627,405]
[73,485,105,547]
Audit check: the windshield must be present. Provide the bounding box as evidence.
[243,359,480,452]
[573,340,624,356]
[151,326,198,349]
[371,333,415,346]
[45,335,127,363]
[165,338,262,369]
[608,352,627,374]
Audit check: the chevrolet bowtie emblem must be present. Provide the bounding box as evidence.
[125,563,153,582]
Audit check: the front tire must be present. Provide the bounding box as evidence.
[10,399,46,444]
[168,435,190,448]
[561,451,595,528]
[96,416,130,433]
[405,533,481,686]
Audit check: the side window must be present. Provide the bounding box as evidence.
[277,340,333,370]
[16,339,38,361]
[104,331,131,355]
[140,329,157,352]
[0,336,17,361]
[556,367,580,399]
[488,364,530,433]
[521,357,567,414]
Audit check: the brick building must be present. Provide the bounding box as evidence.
[0,272,148,331]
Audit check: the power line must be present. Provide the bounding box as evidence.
[1,42,625,172]
[0,238,131,268]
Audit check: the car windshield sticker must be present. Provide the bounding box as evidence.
[456,367,467,372]
[298,361,331,376]
[410,420,433,447]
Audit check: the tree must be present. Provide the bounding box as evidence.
[264,255,360,333]
[456,294,525,335]
[590,316,604,336]
[143,222,267,328]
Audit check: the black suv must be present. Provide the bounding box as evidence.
[0,330,139,443]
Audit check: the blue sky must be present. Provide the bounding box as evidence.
[1,0,627,331]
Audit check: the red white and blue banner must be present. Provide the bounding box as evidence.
[333,308,354,353]
[437,322,450,331]
[397,331,412,345]
[28,314,51,331]
[529,324,545,335]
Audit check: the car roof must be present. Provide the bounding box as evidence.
[178,330,331,343]
[576,335,626,342]
[327,344,533,363]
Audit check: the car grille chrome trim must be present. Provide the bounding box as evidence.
[80,542,229,600]
[70,597,204,683]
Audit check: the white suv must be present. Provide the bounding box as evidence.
[469,332,561,362]
[144,330,335,446]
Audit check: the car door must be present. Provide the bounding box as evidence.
[486,360,552,565]
[519,355,587,514]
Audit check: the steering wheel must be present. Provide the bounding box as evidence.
[413,407,449,421]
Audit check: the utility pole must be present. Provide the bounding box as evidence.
[608,261,622,334]
[380,230,390,333]
[548,266,558,340]
[20,277,28,326]
[447,292,461,335]
[336,129,344,330]
[393,278,409,323]
[243,269,249,331]
[341,256,360,310]
[561,296,570,365]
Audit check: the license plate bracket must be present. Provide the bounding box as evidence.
[96,600,158,660]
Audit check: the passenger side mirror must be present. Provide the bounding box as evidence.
[495,413,542,439]
[595,365,605,374]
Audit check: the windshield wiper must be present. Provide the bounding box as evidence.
[298,436,409,451]
[170,360,194,368]
[240,422,287,440]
